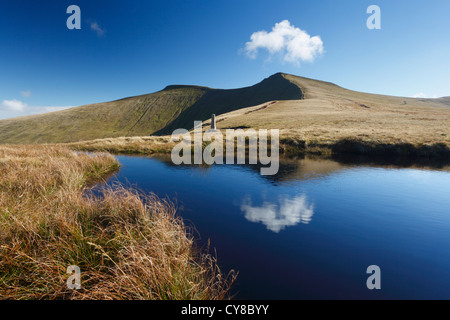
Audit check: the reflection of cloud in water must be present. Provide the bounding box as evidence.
[241,195,314,233]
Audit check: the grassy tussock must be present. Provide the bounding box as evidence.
[67,136,176,155]
[0,145,235,300]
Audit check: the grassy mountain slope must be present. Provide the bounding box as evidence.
[284,73,448,108]
[64,72,450,158]
[0,87,207,144]
[155,73,303,134]
[0,72,449,147]
[200,73,450,151]
[0,73,302,144]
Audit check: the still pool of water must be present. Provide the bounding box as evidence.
[100,155,450,299]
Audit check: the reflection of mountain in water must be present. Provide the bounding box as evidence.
[240,195,314,233]
[144,154,450,185]
[148,154,348,184]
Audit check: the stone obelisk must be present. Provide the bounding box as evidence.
[211,114,216,130]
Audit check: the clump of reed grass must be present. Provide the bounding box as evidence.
[0,145,236,300]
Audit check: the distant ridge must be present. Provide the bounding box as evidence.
[0,72,448,144]
[163,85,211,91]
[0,73,302,144]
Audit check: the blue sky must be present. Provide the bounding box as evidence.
[1,0,449,119]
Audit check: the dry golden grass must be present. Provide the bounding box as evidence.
[66,136,176,155]
[199,75,450,157]
[0,145,235,300]
[207,99,450,148]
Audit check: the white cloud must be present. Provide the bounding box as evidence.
[245,20,324,65]
[1,99,27,112]
[90,21,105,37]
[0,99,74,120]
[241,194,314,233]
[20,90,32,98]
[412,93,427,98]
[43,106,73,113]
[412,93,438,99]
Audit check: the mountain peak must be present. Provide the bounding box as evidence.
[162,84,210,91]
